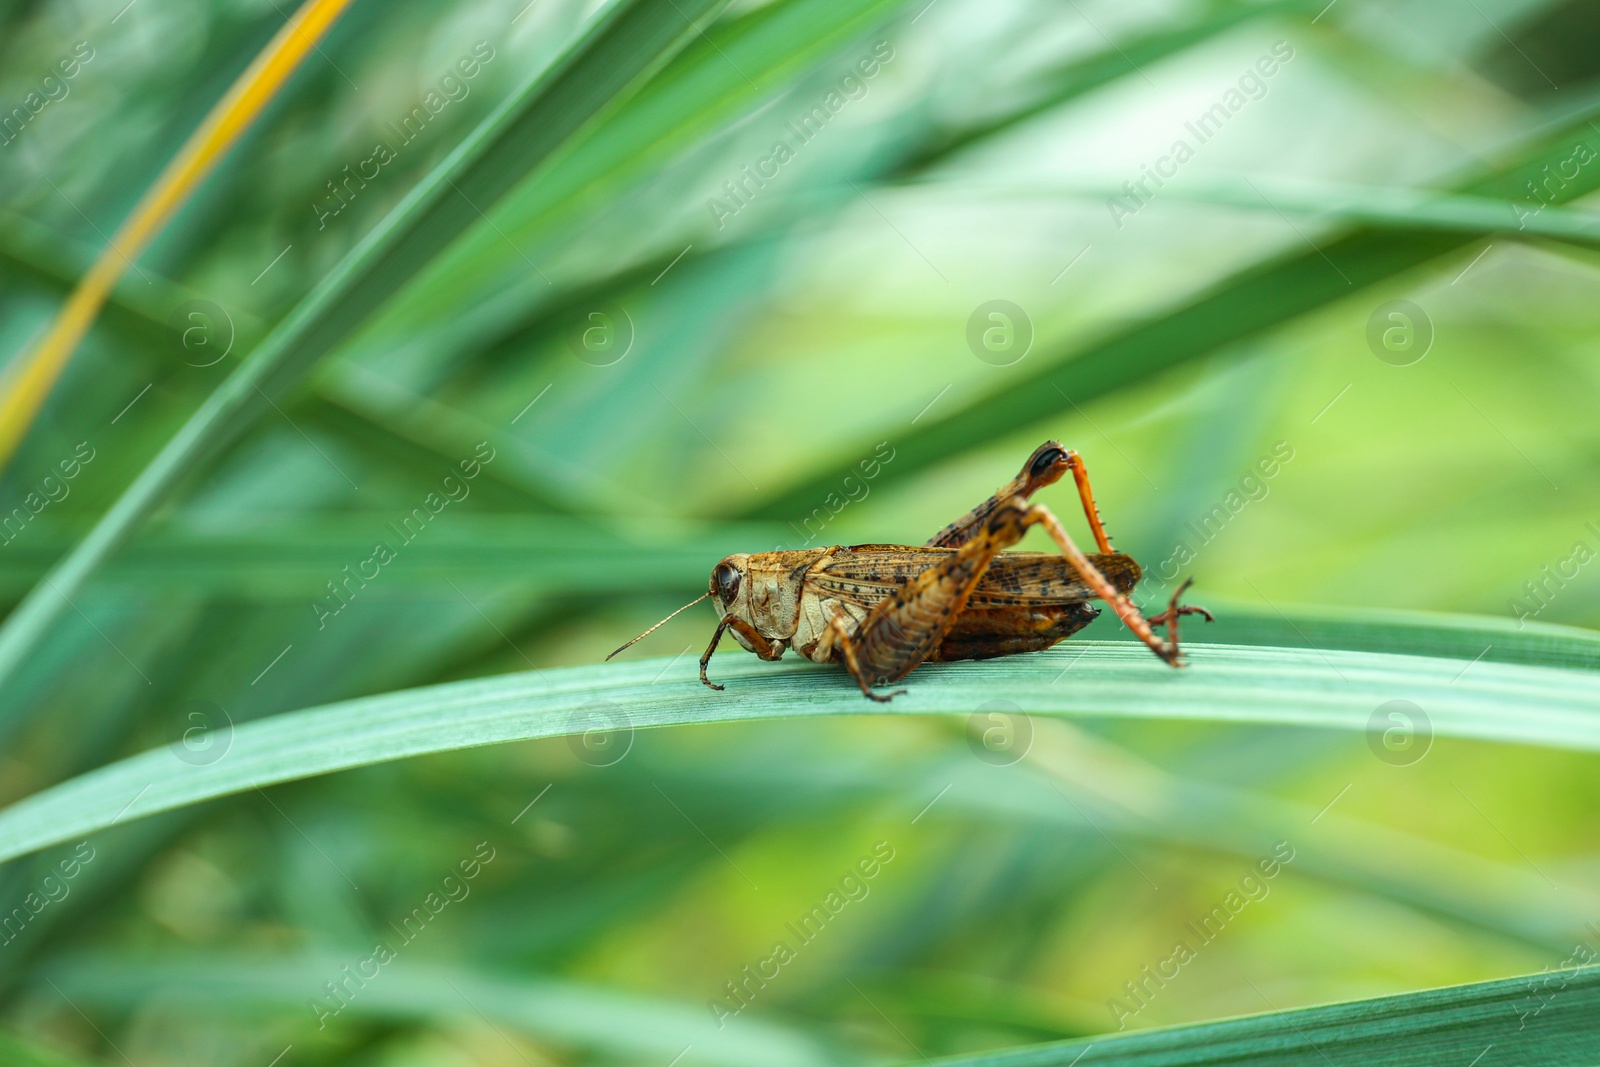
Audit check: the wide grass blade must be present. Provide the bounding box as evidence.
[1120,597,1600,672]
[0,1032,100,1067]
[1,617,1597,866]
[0,0,732,712]
[746,103,1600,520]
[890,0,1323,176]
[0,0,355,469]
[0,516,784,599]
[919,966,1600,1066]
[384,0,1315,400]
[797,724,1600,952]
[956,173,1600,243]
[41,955,844,1067]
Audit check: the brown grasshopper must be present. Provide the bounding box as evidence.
[610,442,1211,701]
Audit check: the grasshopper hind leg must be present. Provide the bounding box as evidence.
[1022,503,1212,665]
[826,610,906,703]
[830,498,1039,699]
[928,441,1073,548]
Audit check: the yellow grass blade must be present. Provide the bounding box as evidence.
[0,0,356,468]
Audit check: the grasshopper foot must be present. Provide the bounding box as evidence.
[1150,603,1214,629]
[1149,577,1212,667]
[863,687,908,703]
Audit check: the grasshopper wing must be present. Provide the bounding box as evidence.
[811,545,1142,671]
[812,546,1140,608]
[968,551,1141,605]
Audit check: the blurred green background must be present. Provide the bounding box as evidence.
[1,0,1598,1063]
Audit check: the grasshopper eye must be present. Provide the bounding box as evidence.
[1030,446,1068,480]
[713,561,741,604]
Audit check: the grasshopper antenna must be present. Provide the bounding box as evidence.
[606,592,711,660]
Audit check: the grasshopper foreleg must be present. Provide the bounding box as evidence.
[700,614,784,691]
[699,618,730,690]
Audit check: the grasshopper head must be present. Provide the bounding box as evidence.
[710,554,754,643]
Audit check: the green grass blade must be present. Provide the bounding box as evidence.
[1124,597,1600,672]
[0,1031,101,1067]
[891,0,1321,175]
[1,625,1597,866]
[41,955,844,1067]
[0,516,784,598]
[961,173,1600,244]
[342,0,1294,393]
[336,0,911,383]
[745,103,1600,521]
[918,966,1600,1066]
[834,730,1600,952]
[0,0,732,712]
